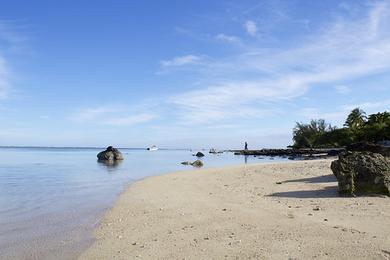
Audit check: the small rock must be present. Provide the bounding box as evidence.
[313,206,321,211]
[276,182,283,184]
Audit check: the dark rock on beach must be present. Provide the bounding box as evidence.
[191,160,204,167]
[181,160,204,167]
[331,151,390,196]
[97,146,124,161]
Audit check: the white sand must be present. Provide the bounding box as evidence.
[80,160,390,259]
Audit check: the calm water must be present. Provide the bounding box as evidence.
[0,147,287,259]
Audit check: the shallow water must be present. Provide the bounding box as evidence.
[0,147,288,259]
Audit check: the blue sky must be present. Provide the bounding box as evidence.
[0,0,389,149]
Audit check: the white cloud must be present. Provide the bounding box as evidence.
[0,20,29,101]
[298,107,348,125]
[334,85,351,94]
[70,106,120,122]
[70,105,156,126]
[169,2,390,124]
[244,20,257,36]
[104,114,156,126]
[343,98,390,111]
[0,55,9,99]
[160,55,203,67]
[215,33,241,44]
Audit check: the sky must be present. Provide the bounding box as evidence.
[0,0,389,149]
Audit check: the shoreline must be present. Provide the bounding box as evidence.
[80,159,390,259]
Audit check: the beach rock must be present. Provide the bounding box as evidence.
[97,146,124,161]
[195,152,205,157]
[191,160,204,167]
[181,161,191,165]
[331,151,390,195]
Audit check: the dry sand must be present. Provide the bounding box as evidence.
[80,160,390,259]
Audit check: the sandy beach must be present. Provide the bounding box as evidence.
[80,159,390,259]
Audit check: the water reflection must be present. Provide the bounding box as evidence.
[97,160,123,171]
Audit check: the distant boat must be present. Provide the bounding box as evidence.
[209,148,223,154]
[147,145,158,151]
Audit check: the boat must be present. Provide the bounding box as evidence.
[147,145,158,151]
[209,148,223,154]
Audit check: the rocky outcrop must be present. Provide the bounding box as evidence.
[97,146,124,161]
[331,151,390,196]
[232,148,344,157]
[195,152,205,157]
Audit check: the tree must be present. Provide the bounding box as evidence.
[292,119,334,148]
[366,111,390,125]
[290,109,389,148]
[359,111,390,143]
[344,108,366,130]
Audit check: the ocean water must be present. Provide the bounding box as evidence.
[0,147,288,259]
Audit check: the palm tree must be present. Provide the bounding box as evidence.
[367,111,390,125]
[344,108,366,130]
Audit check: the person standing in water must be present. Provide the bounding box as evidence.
[244,142,248,150]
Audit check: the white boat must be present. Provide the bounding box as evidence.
[209,148,223,154]
[147,145,158,151]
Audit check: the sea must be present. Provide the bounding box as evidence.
[0,147,288,259]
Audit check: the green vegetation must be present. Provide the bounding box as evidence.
[292,108,390,148]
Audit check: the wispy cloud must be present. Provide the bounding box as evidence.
[0,55,9,99]
[168,2,390,124]
[70,105,157,126]
[70,106,119,122]
[104,114,156,126]
[160,55,204,67]
[244,20,257,36]
[0,20,29,100]
[343,98,390,111]
[334,85,351,94]
[298,107,348,125]
[215,33,241,44]
[0,21,16,100]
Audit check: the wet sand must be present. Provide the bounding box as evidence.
[80,159,390,259]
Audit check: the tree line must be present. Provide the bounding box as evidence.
[292,108,390,148]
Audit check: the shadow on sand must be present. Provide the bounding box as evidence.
[269,186,338,198]
[282,174,336,184]
[269,174,339,198]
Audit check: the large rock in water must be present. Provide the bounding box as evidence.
[195,152,205,157]
[331,151,390,195]
[97,146,124,161]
